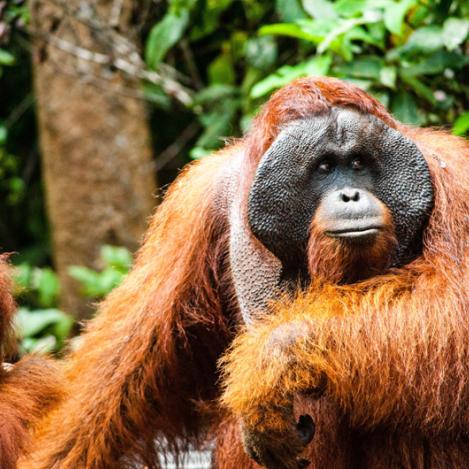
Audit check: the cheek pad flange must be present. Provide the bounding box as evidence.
[372,125,434,264]
[247,111,434,268]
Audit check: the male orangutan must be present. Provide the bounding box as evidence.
[21,77,468,469]
[0,256,63,469]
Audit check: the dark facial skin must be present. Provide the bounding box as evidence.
[304,154,386,242]
[248,108,434,273]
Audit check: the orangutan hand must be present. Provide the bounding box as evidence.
[241,403,315,469]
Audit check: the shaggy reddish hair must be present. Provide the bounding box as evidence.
[0,256,64,469]
[307,200,397,284]
[221,105,469,467]
[19,78,469,469]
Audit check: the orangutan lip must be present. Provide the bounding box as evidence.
[327,226,382,238]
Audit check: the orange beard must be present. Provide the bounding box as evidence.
[307,209,397,284]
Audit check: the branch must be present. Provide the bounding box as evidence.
[108,0,124,28]
[32,30,194,106]
[155,122,200,171]
[32,0,195,106]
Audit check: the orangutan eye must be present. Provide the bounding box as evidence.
[351,159,364,170]
[318,161,333,173]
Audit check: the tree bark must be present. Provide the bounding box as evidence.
[29,0,157,319]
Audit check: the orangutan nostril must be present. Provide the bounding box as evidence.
[296,414,315,445]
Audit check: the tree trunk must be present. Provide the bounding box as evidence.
[29,0,157,319]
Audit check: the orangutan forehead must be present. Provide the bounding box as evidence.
[274,108,388,157]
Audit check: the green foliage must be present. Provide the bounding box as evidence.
[143,0,468,163]
[15,308,73,354]
[15,263,60,308]
[0,1,467,329]
[0,48,15,66]
[452,111,469,135]
[0,0,25,211]
[253,1,468,125]
[145,0,197,69]
[251,55,332,98]
[13,264,73,354]
[0,125,25,205]
[0,0,28,74]
[1,0,50,264]
[68,245,132,300]
[12,245,133,354]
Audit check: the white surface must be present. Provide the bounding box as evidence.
[159,450,212,469]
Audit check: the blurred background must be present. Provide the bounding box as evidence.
[0,0,468,355]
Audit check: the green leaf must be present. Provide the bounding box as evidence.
[344,25,384,49]
[251,55,331,98]
[208,53,236,85]
[0,48,15,66]
[52,314,74,343]
[14,264,32,290]
[384,0,416,36]
[259,22,323,43]
[194,85,237,104]
[68,264,125,298]
[193,98,239,152]
[367,21,387,48]
[442,18,469,51]
[400,74,436,105]
[145,10,190,69]
[402,25,444,54]
[245,36,278,71]
[379,65,397,88]
[302,0,338,20]
[334,0,367,18]
[391,90,422,125]
[68,266,100,293]
[276,0,307,21]
[32,268,60,308]
[95,269,125,295]
[190,147,212,159]
[0,125,7,145]
[452,112,469,136]
[401,50,468,76]
[15,307,72,338]
[231,31,248,61]
[21,336,57,354]
[243,0,269,22]
[142,83,172,109]
[334,56,383,80]
[241,66,263,95]
[8,177,25,202]
[100,245,132,272]
[317,17,381,57]
[190,0,233,39]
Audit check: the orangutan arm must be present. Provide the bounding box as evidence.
[222,264,469,446]
[19,150,238,469]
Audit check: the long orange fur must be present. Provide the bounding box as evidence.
[0,256,65,469]
[221,129,469,467]
[19,152,238,468]
[19,77,469,469]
